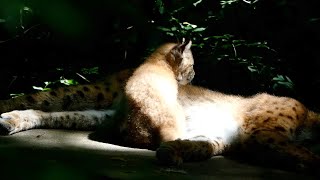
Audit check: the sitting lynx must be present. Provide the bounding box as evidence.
[0,41,320,172]
[123,39,194,149]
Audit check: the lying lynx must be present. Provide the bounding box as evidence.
[0,42,320,173]
[0,40,195,149]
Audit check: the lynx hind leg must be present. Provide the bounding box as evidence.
[0,110,42,135]
[156,136,226,165]
[246,130,320,171]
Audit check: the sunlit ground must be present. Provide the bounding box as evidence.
[0,129,313,179]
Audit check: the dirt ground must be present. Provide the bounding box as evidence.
[0,129,315,179]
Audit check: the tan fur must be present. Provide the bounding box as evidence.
[156,85,320,169]
[1,43,320,172]
[0,69,133,114]
[123,41,194,149]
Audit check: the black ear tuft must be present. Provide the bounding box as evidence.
[178,38,192,53]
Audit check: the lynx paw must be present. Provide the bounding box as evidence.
[0,112,19,135]
[0,110,39,135]
[156,142,183,166]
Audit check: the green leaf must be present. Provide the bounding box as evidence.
[155,0,165,14]
[60,78,78,86]
[193,27,206,32]
[32,86,51,91]
[157,26,171,32]
[81,67,99,75]
[10,93,25,98]
[166,32,174,36]
[248,66,258,72]
[171,26,177,31]
[193,0,203,7]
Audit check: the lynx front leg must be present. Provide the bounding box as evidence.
[0,110,43,135]
[156,136,227,165]
[0,109,115,135]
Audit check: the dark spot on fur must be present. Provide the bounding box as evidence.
[71,122,77,129]
[66,115,70,119]
[83,86,90,92]
[267,138,275,143]
[212,140,219,147]
[93,116,99,123]
[296,114,300,120]
[26,95,36,104]
[43,100,50,106]
[104,114,111,119]
[205,148,211,154]
[112,92,118,98]
[62,95,72,109]
[248,106,256,112]
[201,144,207,148]
[97,93,104,102]
[76,90,85,98]
[274,126,286,132]
[292,107,297,112]
[273,101,278,105]
[204,97,216,104]
[94,85,101,90]
[50,91,57,97]
[263,118,271,123]
[266,110,273,114]
[54,120,60,128]
[19,104,26,109]
[252,130,261,135]
[105,87,110,92]
[275,107,279,110]
[279,113,284,116]
[286,115,294,120]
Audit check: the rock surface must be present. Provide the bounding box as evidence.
[0,129,314,179]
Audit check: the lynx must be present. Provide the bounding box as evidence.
[0,42,320,173]
[0,40,195,149]
[123,39,194,149]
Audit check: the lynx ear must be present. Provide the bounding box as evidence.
[167,39,193,66]
[179,39,192,52]
[184,40,192,50]
[181,38,186,44]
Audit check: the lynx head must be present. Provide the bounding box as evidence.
[166,39,195,85]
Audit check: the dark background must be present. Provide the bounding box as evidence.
[0,0,319,110]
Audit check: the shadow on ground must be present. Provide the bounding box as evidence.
[0,129,315,179]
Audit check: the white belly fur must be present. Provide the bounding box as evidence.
[182,102,240,144]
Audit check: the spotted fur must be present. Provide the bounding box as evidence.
[0,44,320,173]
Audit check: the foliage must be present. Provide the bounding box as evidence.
[153,0,294,93]
[1,0,320,108]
